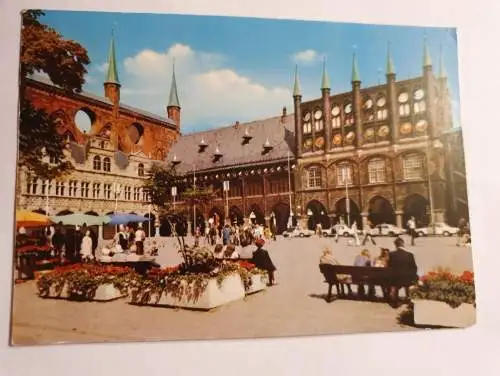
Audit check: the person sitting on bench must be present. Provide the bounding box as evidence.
[388,237,418,303]
[319,248,352,296]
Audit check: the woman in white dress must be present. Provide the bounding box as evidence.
[80,230,94,262]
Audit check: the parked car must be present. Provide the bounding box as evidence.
[369,223,406,237]
[282,227,314,238]
[335,224,361,237]
[321,226,338,237]
[416,223,459,237]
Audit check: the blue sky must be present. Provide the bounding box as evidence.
[40,10,461,133]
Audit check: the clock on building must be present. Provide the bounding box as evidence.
[314,109,323,119]
[344,103,353,114]
[303,112,311,121]
[331,106,340,116]
[400,122,412,135]
[364,99,373,109]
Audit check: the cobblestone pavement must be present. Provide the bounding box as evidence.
[10,235,474,346]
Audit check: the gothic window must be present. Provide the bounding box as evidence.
[337,163,353,186]
[403,153,425,180]
[413,88,426,114]
[92,183,101,198]
[399,103,411,116]
[313,109,324,132]
[142,189,149,202]
[80,182,90,198]
[41,180,52,195]
[138,163,145,177]
[376,95,388,120]
[104,184,112,199]
[368,158,387,184]
[307,167,322,189]
[68,180,78,197]
[303,112,312,134]
[363,97,375,122]
[344,103,354,126]
[55,181,65,196]
[27,177,38,194]
[331,105,341,128]
[133,187,141,201]
[93,156,101,170]
[124,186,132,200]
[103,157,111,172]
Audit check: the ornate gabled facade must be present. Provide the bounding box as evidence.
[17,34,181,238]
[293,42,456,230]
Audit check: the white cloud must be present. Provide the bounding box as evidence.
[96,62,109,73]
[291,49,321,64]
[113,43,290,132]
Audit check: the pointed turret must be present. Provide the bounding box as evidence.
[386,42,395,75]
[104,30,120,85]
[168,62,180,108]
[321,57,331,90]
[167,62,181,133]
[351,53,360,82]
[423,37,432,68]
[293,64,301,97]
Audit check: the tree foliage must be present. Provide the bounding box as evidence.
[19,10,90,180]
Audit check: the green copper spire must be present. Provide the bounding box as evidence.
[168,61,180,107]
[386,42,395,75]
[423,37,432,67]
[293,64,301,97]
[439,44,447,78]
[321,56,331,90]
[105,30,120,85]
[351,53,360,82]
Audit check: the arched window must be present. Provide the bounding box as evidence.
[331,105,341,128]
[138,163,145,177]
[303,112,312,134]
[103,157,111,172]
[368,158,386,184]
[306,167,322,189]
[336,163,353,186]
[403,154,424,180]
[93,156,101,170]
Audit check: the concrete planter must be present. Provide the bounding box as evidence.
[131,273,246,310]
[246,273,268,295]
[42,283,126,301]
[413,299,476,328]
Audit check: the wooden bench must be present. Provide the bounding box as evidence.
[319,264,416,302]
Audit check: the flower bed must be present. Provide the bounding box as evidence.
[36,264,137,301]
[129,246,268,310]
[410,269,476,328]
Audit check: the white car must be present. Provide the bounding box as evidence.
[335,224,361,237]
[416,223,459,237]
[282,227,314,238]
[369,223,406,237]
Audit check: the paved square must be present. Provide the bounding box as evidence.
[11,235,474,345]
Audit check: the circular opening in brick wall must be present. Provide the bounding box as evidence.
[128,123,144,145]
[74,108,96,133]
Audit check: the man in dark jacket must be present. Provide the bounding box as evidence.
[388,237,418,304]
[251,238,277,286]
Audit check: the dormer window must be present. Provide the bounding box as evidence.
[242,128,253,144]
[172,154,181,166]
[214,147,223,159]
[263,138,273,153]
[199,138,208,152]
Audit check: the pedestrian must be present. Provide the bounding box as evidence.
[351,221,360,246]
[80,230,94,262]
[51,222,65,258]
[135,223,146,255]
[362,221,376,246]
[407,216,416,246]
[457,218,466,246]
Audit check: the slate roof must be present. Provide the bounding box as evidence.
[28,75,177,127]
[166,113,296,174]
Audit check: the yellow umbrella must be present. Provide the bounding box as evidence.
[15,210,53,228]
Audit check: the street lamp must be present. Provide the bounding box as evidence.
[171,186,177,212]
[426,138,444,234]
[223,180,230,224]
